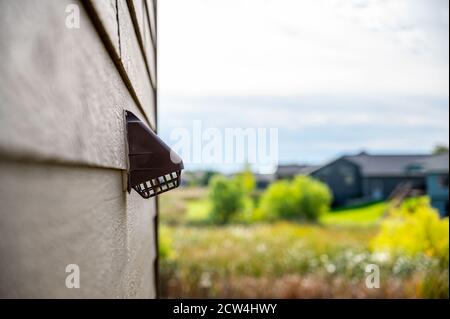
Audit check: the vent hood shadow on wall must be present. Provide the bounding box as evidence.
[124,110,184,199]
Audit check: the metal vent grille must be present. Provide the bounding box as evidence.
[132,170,181,198]
[125,110,184,199]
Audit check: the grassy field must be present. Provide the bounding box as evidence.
[160,188,388,226]
[321,201,388,226]
[159,187,207,225]
[159,187,449,298]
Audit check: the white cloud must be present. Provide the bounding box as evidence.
[158,0,449,169]
[159,0,449,97]
[160,95,449,131]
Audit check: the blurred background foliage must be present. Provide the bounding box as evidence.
[371,197,449,263]
[159,170,449,298]
[259,176,332,221]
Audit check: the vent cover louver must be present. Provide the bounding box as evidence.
[125,110,184,198]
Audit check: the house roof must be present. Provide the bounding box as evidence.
[276,164,321,178]
[343,153,449,177]
[423,153,449,173]
[277,153,449,179]
[254,173,276,183]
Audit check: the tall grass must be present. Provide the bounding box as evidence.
[159,189,449,298]
[160,222,447,298]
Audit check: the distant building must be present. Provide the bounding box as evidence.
[425,154,449,216]
[275,164,321,180]
[277,152,449,216]
[254,173,276,189]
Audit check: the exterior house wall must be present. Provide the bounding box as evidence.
[0,0,158,298]
[427,173,449,216]
[311,159,362,206]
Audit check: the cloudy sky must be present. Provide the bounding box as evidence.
[158,0,449,172]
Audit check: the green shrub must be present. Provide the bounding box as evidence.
[291,176,333,220]
[259,176,332,221]
[234,169,256,195]
[257,180,296,220]
[208,175,245,224]
[371,197,449,264]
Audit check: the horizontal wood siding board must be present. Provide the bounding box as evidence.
[153,0,158,124]
[146,0,157,46]
[89,0,120,56]
[143,0,157,87]
[118,0,156,128]
[83,0,155,129]
[0,0,150,169]
[126,0,157,86]
[0,160,155,298]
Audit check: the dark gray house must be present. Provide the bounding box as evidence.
[275,164,321,180]
[277,152,449,216]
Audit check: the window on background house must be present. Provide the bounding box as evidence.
[339,165,355,186]
[344,175,355,186]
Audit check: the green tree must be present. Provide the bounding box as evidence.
[259,175,332,221]
[433,144,449,155]
[234,169,256,195]
[208,175,245,224]
[200,170,217,186]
